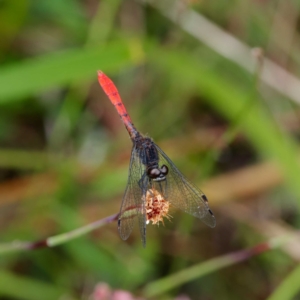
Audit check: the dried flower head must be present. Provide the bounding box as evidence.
[144,188,171,225]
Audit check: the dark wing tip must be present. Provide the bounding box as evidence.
[118,218,133,241]
[201,208,216,228]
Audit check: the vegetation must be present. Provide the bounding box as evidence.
[0,0,300,299]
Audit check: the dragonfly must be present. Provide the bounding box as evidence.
[97,71,216,247]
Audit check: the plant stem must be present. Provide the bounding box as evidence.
[0,213,118,255]
[143,233,295,297]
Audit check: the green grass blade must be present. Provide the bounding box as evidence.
[266,263,300,300]
[0,40,142,103]
[144,252,237,297]
[0,271,71,300]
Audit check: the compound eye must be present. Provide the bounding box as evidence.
[148,168,161,178]
[160,165,169,175]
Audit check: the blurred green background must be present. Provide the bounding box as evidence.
[1,0,300,299]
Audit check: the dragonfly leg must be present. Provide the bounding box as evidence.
[138,172,148,190]
[156,180,168,199]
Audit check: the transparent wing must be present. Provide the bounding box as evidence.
[155,144,216,228]
[118,144,147,246]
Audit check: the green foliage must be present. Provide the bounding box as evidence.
[0,271,71,300]
[0,0,300,299]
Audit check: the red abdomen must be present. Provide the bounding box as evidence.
[98,71,137,138]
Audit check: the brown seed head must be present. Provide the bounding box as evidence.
[144,188,171,225]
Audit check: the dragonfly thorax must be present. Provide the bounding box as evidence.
[147,164,169,181]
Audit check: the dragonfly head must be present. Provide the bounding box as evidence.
[147,164,169,181]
